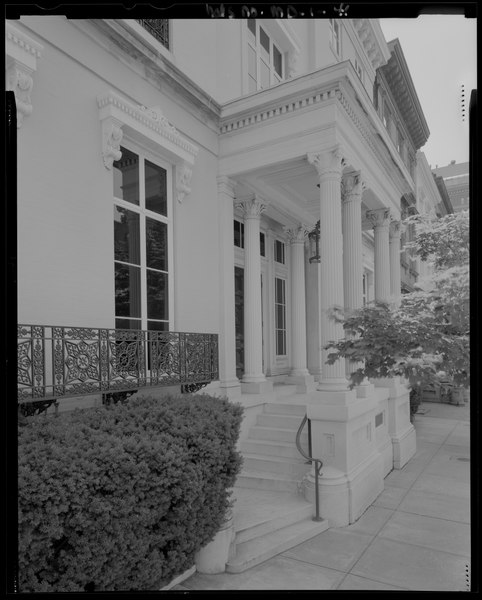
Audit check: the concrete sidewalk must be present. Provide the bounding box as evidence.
[176,401,471,591]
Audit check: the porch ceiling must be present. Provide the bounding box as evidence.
[219,61,414,222]
[234,158,379,225]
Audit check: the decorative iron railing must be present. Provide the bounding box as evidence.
[17,324,218,404]
[136,19,169,49]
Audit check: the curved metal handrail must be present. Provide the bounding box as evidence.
[296,415,323,522]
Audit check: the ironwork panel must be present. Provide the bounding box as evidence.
[17,324,219,404]
[136,19,169,49]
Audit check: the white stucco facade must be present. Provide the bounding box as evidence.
[11,16,440,526]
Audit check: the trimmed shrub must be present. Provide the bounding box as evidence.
[18,393,243,592]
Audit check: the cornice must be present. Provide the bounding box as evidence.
[83,19,222,125]
[219,60,415,199]
[380,39,430,150]
[352,19,391,70]
[97,90,199,160]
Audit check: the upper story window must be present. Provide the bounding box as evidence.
[136,19,169,50]
[329,19,341,57]
[113,145,171,332]
[396,127,404,156]
[247,20,285,92]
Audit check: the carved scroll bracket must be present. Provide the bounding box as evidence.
[100,116,124,170]
[6,23,43,129]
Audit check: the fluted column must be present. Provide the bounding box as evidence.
[307,148,348,391]
[367,208,392,303]
[217,176,241,397]
[389,220,402,307]
[342,172,372,391]
[285,225,314,391]
[236,195,272,393]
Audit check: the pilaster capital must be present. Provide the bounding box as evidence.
[176,162,193,203]
[366,208,392,230]
[389,220,402,239]
[284,224,310,244]
[307,146,346,181]
[216,175,237,198]
[341,171,366,203]
[100,116,124,170]
[235,195,268,219]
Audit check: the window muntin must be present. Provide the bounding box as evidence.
[246,20,285,91]
[145,160,167,216]
[329,19,341,56]
[260,232,266,257]
[113,145,170,332]
[234,219,245,248]
[274,239,285,264]
[275,277,287,356]
[113,147,140,205]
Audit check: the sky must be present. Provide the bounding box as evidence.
[379,16,476,168]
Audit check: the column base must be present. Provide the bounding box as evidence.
[240,379,274,394]
[218,379,242,400]
[286,373,316,393]
[303,452,384,527]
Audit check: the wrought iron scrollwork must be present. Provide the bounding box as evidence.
[17,324,219,412]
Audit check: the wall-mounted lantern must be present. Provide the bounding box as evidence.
[308,220,320,263]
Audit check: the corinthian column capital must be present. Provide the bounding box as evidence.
[341,171,366,203]
[366,208,392,230]
[284,224,310,244]
[307,146,345,180]
[235,195,268,219]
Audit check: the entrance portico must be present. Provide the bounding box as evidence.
[218,60,416,525]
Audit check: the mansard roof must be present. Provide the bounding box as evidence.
[380,39,430,150]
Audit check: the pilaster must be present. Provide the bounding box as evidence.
[235,195,273,394]
[389,220,402,307]
[284,225,315,392]
[217,176,241,399]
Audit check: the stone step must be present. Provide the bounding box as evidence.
[256,412,305,430]
[226,517,329,573]
[249,425,308,443]
[240,438,302,459]
[232,489,314,544]
[272,384,299,397]
[263,402,307,416]
[242,453,311,477]
[236,469,303,493]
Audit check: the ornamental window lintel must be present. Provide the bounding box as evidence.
[97,90,198,202]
